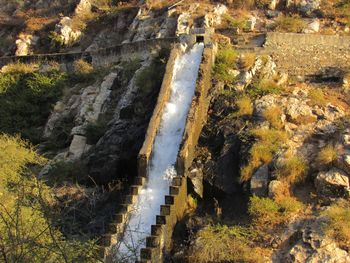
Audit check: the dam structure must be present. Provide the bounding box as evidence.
[113,43,205,262]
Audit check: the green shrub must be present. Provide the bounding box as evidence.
[213,46,238,83]
[135,53,167,94]
[0,70,67,143]
[247,79,283,97]
[0,134,100,262]
[249,195,303,229]
[275,15,306,33]
[189,224,267,263]
[223,14,249,31]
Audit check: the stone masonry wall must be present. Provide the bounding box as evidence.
[264,32,350,77]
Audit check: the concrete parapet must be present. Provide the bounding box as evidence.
[137,45,180,178]
[139,44,215,262]
[176,46,215,177]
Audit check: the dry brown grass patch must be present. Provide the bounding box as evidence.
[317,145,338,166]
[263,106,284,129]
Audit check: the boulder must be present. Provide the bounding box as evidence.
[189,168,204,198]
[298,0,321,16]
[247,16,257,32]
[287,217,350,263]
[55,17,82,46]
[315,168,350,200]
[303,19,320,33]
[15,33,38,56]
[67,135,87,160]
[285,98,317,124]
[250,165,269,197]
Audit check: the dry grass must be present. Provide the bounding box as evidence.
[240,128,288,182]
[1,62,39,74]
[308,87,327,106]
[275,155,309,184]
[249,195,303,229]
[189,224,268,263]
[263,106,284,130]
[239,53,256,70]
[323,199,350,250]
[275,15,306,33]
[236,96,254,117]
[317,145,338,166]
[73,59,93,75]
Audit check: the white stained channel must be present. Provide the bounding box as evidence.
[114,43,204,262]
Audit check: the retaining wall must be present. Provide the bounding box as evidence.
[139,44,216,262]
[263,32,350,76]
[0,38,178,68]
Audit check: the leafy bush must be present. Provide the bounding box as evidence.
[275,156,309,184]
[247,79,283,97]
[317,145,338,166]
[241,128,288,182]
[275,15,306,33]
[0,70,66,143]
[236,96,254,117]
[0,134,100,262]
[213,46,238,83]
[190,224,266,263]
[263,106,284,129]
[323,199,350,250]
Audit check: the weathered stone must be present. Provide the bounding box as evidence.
[303,19,320,33]
[15,33,39,56]
[55,17,82,46]
[315,168,350,200]
[247,16,257,31]
[269,0,279,10]
[250,165,269,197]
[67,135,87,160]
[285,98,317,124]
[287,217,350,263]
[189,168,203,198]
[298,0,321,16]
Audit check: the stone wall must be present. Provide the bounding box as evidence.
[139,44,215,262]
[0,37,178,68]
[263,32,350,77]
